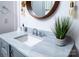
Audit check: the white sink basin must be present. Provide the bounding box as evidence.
[15,35,28,42]
[14,35,42,47]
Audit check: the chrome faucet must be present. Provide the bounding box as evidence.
[32,28,38,36]
[32,28,46,37]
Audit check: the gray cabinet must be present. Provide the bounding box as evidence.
[0,38,25,57]
[10,46,25,57]
[0,38,1,56]
[0,39,9,57]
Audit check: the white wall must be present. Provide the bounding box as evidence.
[18,1,79,39]
[0,1,17,34]
[18,1,69,31]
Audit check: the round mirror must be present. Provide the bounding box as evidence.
[26,1,60,19]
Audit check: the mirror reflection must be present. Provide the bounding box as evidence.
[31,1,54,17]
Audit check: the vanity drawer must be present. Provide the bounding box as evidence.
[0,39,9,57]
[1,48,8,57]
[1,39,9,50]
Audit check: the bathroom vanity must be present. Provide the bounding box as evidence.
[0,30,74,57]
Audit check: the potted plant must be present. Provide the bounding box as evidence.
[54,17,72,46]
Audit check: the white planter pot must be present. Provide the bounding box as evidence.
[55,37,67,46]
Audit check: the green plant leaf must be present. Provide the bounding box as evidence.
[54,17,72,39]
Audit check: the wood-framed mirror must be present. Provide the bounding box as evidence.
[26,1,60,19]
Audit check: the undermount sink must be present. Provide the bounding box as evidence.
[14,34,42,47]
[14,35,28,42]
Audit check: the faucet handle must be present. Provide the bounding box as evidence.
[32,28,46,37]
[32,28,38,36]
[38,31,46,37]
[24,27,27,32]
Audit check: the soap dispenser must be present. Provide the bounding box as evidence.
[21,24,25,31]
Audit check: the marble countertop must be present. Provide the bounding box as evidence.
[0,30,74,57]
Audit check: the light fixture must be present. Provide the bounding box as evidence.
[69,1,77,18]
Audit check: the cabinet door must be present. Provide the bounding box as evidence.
[10,47,25,57]
[0,39,9,57]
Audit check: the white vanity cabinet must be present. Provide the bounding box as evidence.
[10,46,25,57]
